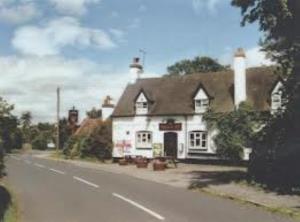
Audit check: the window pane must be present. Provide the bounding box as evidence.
[196,139,200,146]
[202,133,207,140]
[202,141,206,148]
[191,140,194,147]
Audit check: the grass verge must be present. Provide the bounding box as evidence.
[50,151,113,164]
[0,182,19,222]
[198,187,300,220]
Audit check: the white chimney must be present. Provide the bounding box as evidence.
[130,57,143,83]
[234,48,247,108]
[102,96,114,120]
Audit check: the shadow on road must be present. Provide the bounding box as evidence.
[0,185,11,222]
[188,170,247,189]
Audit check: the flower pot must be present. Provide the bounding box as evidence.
[135,157,148,168]
[153,160,166,171]
[118,159,128,166]
[136,161,148,168]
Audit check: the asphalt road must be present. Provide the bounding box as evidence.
[5,154,294,222]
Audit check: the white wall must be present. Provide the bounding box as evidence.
[102,107,114,120]
[113,115,251,160]
[112,115,215,159]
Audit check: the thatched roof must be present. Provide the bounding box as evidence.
[112,67,278,117]
[74,118,103,137]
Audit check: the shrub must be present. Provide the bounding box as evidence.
[0,141,4,177]
[63,120,112,161]
[31,133,48,150]
[204,102,264,162]
[249,89,300,192]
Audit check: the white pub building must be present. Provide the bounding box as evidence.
[111,49,284,160]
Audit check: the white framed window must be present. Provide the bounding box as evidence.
[189,131,208,150]
[135,92,148,115]
[136,102,148,114]
[271,93,282,110]
[271,81,286,114]
[136,131,152,149]
[195,99,209,113]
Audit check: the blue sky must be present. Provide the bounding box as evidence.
[0,0,271,122]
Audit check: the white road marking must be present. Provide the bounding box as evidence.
[25,160,32,164]
[34,163,45,168]
[73,176,99,188]
[49,168,66,175]
[112,193,165,221]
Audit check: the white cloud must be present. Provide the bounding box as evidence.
[0,0,39,24]
[245,47,274,67]
[49,0,101,16]
[219,46,274,68]
[12,17,116,56]
[0,55,129,122]
[109,28,126,43]
[0,54,158,123]
[192,0,225,14]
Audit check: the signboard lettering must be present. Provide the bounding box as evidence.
[159,123,182,131]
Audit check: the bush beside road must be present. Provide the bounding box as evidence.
[0,182,18,222]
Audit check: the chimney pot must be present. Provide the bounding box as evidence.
[234,48,246,58]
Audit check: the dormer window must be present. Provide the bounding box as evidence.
[193,85,210,113]
[135,91,149,115]
[271,81,285,114]
[195,99,209,113]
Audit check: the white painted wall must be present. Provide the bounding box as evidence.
[102,107,114,120]
[112,114,218,159]
[234,53,247,107]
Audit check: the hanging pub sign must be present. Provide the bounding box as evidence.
[68,106,79,124]
[159,122,182,131]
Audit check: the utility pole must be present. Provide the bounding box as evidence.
[56,87,60,152]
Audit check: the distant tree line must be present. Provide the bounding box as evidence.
[166,56,229,76]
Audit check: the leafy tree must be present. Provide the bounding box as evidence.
[63,120,112,161]
[29,122,55,150]
[0,97,17,175]
[10,128,23,150]
[0,98,18,153]
[0,141,4,177]
[166,56,228,76]
[204,103,264,162]
[20,111,32,143]
[232,0,300,191]
[59,118,72,149]
[80,120,112,161]
[32,132,49,150]
[86,108,102,119]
